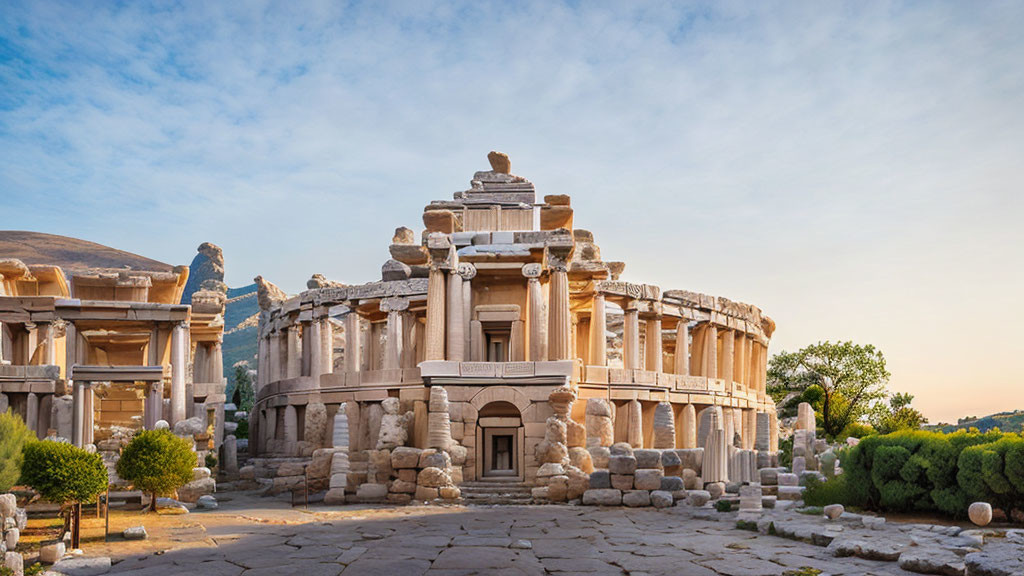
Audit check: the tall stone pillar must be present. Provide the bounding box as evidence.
[459,263,475,360]
[734,334,748,387]
[40,321,56,366]
[210,341,224,385]
[193,342,208,385]
[83,384,94,445]
[720,330,734,384]
[321,319,333,376]
[345,312,361,373]
[286,326,301,378]
[308,319,323,382]
[644,316,663,372]
[652,402,675,449]
[26,392,38,439]
[424,267,446,361]
[146,382,162,429]
[704,324,718,378]
[680,403,697,448]
[446,270,464,361]
[268,331,282,383]
[674,320,689,375]
[702,407,728,483]
[589,292,607,366]
[626,399,642,448]
[72,382,84,447]
[170,321,188,425]
[547,266,571,361]
[382,298,408,370]
[524,264,547,361]
[623,304,640,370]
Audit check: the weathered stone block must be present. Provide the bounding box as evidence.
[622,490,651,507]
[390,446,422,469]
[608,455,637,475]
[660,476,684,492]
[582,489,621,506]
[634,449,661,469]
[633,468,664,491]
[589,470,611,489]
[610,474,634,491]
[651,490,674,509]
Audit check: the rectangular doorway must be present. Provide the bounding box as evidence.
[482,427,519,478]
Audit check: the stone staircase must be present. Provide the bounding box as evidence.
[459,480,534,505]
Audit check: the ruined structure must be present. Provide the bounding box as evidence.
[250,153,778,503]
[0,240,228,460]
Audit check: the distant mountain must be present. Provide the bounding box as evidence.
[0,230,174,272]
[927,410,1024,434]
[223,283,259,402]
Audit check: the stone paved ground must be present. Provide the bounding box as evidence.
[80,493,927,576]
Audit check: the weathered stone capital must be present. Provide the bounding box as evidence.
[380,297,410,313]
[522,263,543,278]
[457,262,477,280]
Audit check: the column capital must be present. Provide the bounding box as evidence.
[522,263,543,278]
[457,262,477,280]
[380,297,410,312]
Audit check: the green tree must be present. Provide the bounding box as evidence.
[116,429,196,511]
[0,410,35,492]
[20,441,108,547]
[871,392,928,435]
[769,341,890,439]
[234,364,255,412]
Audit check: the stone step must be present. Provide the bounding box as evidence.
[459,481,535,504]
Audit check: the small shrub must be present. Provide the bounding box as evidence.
[116,430,196,511]
[20,441,108,504]
[803,474,852,507]
[779,436,794,469]
[25,563,45,576]
[796,506,823,515]
[714,500,732,512]
[234,418,249,439]
[736,520,757,531]
[0,409,34,491]
[205,453,218,470]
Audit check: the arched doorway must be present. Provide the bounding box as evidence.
[476,400,524,481]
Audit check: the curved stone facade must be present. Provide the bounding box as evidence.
[251,153,778,499]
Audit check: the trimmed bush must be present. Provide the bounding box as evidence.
[116,429,196,511]
[20,440,108,505]
[0,409,34,491]
[834,429,1023,517]
[803,473,852,508]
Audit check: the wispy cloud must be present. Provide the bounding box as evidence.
[1,1,1023,422]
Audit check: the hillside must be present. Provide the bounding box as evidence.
[927,410,1024,434]
[223,283,260,402]
[0,230,174,272]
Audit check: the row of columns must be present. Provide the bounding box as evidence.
[258,318,334,387]
[0,320,58,368]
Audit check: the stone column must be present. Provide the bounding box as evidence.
[652,402,675,449]
[702,407,728,483]
[257,335,268,391]
[626,399,642,448]
[720,330,734,384]
[210,341,224,384]
[679,403,697,448]
[146,382,162,429]
[193,342,208,385]
[446,270,464,361]
[170,321,188,425]
[424,267,446,361]
[734,334,748,387]
[38,321,56,366]
[320,319,333,376]
[307,319,324,383]
[26,392,39,439]
[345,311,361,373]
[547,265,571,361]
[524,264,547,361]
[459,263,476,360]
[268,330,282,382]
[72,382,84,447]
[82,384,94,445]
[674,320,689,375]
[286,326,301,378]
[623,303,640,370]
[589,292,607,366]
[704,324,718,378]
[381,298,408,370]
[644,316,663,373]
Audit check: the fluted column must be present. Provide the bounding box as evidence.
[674,320,689,375]
[547,266,571,361]
[459,263,475,360]
[589,292,607,365]
[424,267,446,361]
[268,331,282,382]
[720,329,734,384]
[320,319,333,376]
[644,316,662,372]
[210,340,224,384]
[308,319,323,382]
[446,270,464,361]
[524,264,547,361]
[623,303,640,370]
[704,324,718,378]
[170,321,188,425]
[286,325,301,378]
[382,298,408,370]
[345,311,361,372]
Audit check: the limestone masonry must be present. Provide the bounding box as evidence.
[248,152,779,505]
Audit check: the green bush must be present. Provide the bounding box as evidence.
[20,441,108,504]
[205,452,218,470]
[839,421,875,440]
[234,418,249,439]
[778,435,794,469]
[0,410,35,492]
[832,429,1023,517]
[715,499,732,512]
[116,430,196,510]
[803,474,852,507]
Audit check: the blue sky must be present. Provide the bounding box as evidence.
[2,1,1023,423]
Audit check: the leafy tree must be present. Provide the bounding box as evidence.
[0,410,34,492]
[116,430,196,512]
[769,341,890,439]
[234,364,255,412]
[20,441,108,547]
[871,392,928,435]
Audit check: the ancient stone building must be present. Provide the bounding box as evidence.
[250,153,777,501]
[0,238,228,454]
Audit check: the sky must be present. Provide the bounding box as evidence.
[1,1,1022,425]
